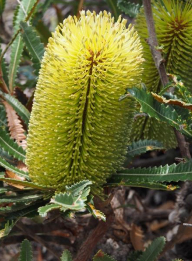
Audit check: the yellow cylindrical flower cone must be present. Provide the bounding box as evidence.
[26,11,143,191]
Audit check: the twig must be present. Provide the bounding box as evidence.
[74,197,115,261]
[16,222,61,260]
[143,0,191,159]
[143,0,169,87]
[173,129,191,159]
[77,0,84,19]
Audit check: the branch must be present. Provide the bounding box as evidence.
[143,0,191,159]
[77,0,84,19]
[74,197,115,261]
[143,0,168,86]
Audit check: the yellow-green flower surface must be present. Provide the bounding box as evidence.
[131,0,192,148]
[26,11,143,190]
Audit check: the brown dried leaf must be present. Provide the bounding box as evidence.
[2,100,27,149]
[5,169,25,189]
[130,223,144,251]
[150,220,169,232]
[151,92,192,111]
[2,101,28,188]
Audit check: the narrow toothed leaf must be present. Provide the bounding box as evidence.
[0,187,8,194]
[0,193,42,204]
[66,180,92,196]
[117,0,142,17]
[0,90,30,126]
[9,36,24,92]
[137,237,165,261]
[19,239,32,261]
[0,202,34,214]
[93,250,117,261]
[0,128,26,160]
[0,44,9,87]
[38,204,61,217]
[60,250,73,261]
[0,176,50,190]
[0,156,28,179]
[9,0,39,91]
[110,161,192,184]
[127,87,192,138]
[51,192,86,211]
[26,11,143,191]
[0,103,7,130]
[106,181,178,191]
[20,22,44,74]
[127,139,164,160]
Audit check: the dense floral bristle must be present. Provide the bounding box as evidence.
[131,0,192,148]
[26,11,143,191]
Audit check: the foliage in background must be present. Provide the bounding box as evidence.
[19,237,169,261]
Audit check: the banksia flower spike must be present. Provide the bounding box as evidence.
[26,11,143,192]
[131,0,192,148]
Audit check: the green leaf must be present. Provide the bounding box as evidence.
[0,0,5,16]
[20,22,44,74]
[0,202,35,214]
[9,0,38,91]
[137,237,165,261]
[9,35,24,92]
[60,250,73,261]
[51,193,87,211]
[38,203,61,217]
[0,193,43,204]
[0,103,7,130]
[0,156,29,179]
[0,148,15,164]
[127,251,142,261]
[0,220,15,238]
[35,20,52,45]
[19,239,33,261]
[13,0,38,32]
[110,161,192,184]
[125,87,192,138]
[66,180,92,196]
[93,250,117,261]
[49,181,92,213]
[117,0,142,17]
[107,181,178,191]
[105,0,121,21]
[6,201,43,221]
[0,44,9,87]
[0,90,30,126]
[127,140,164,161]
[0,128,26,161]
[0,187,8,194]
[0,175,51,190]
